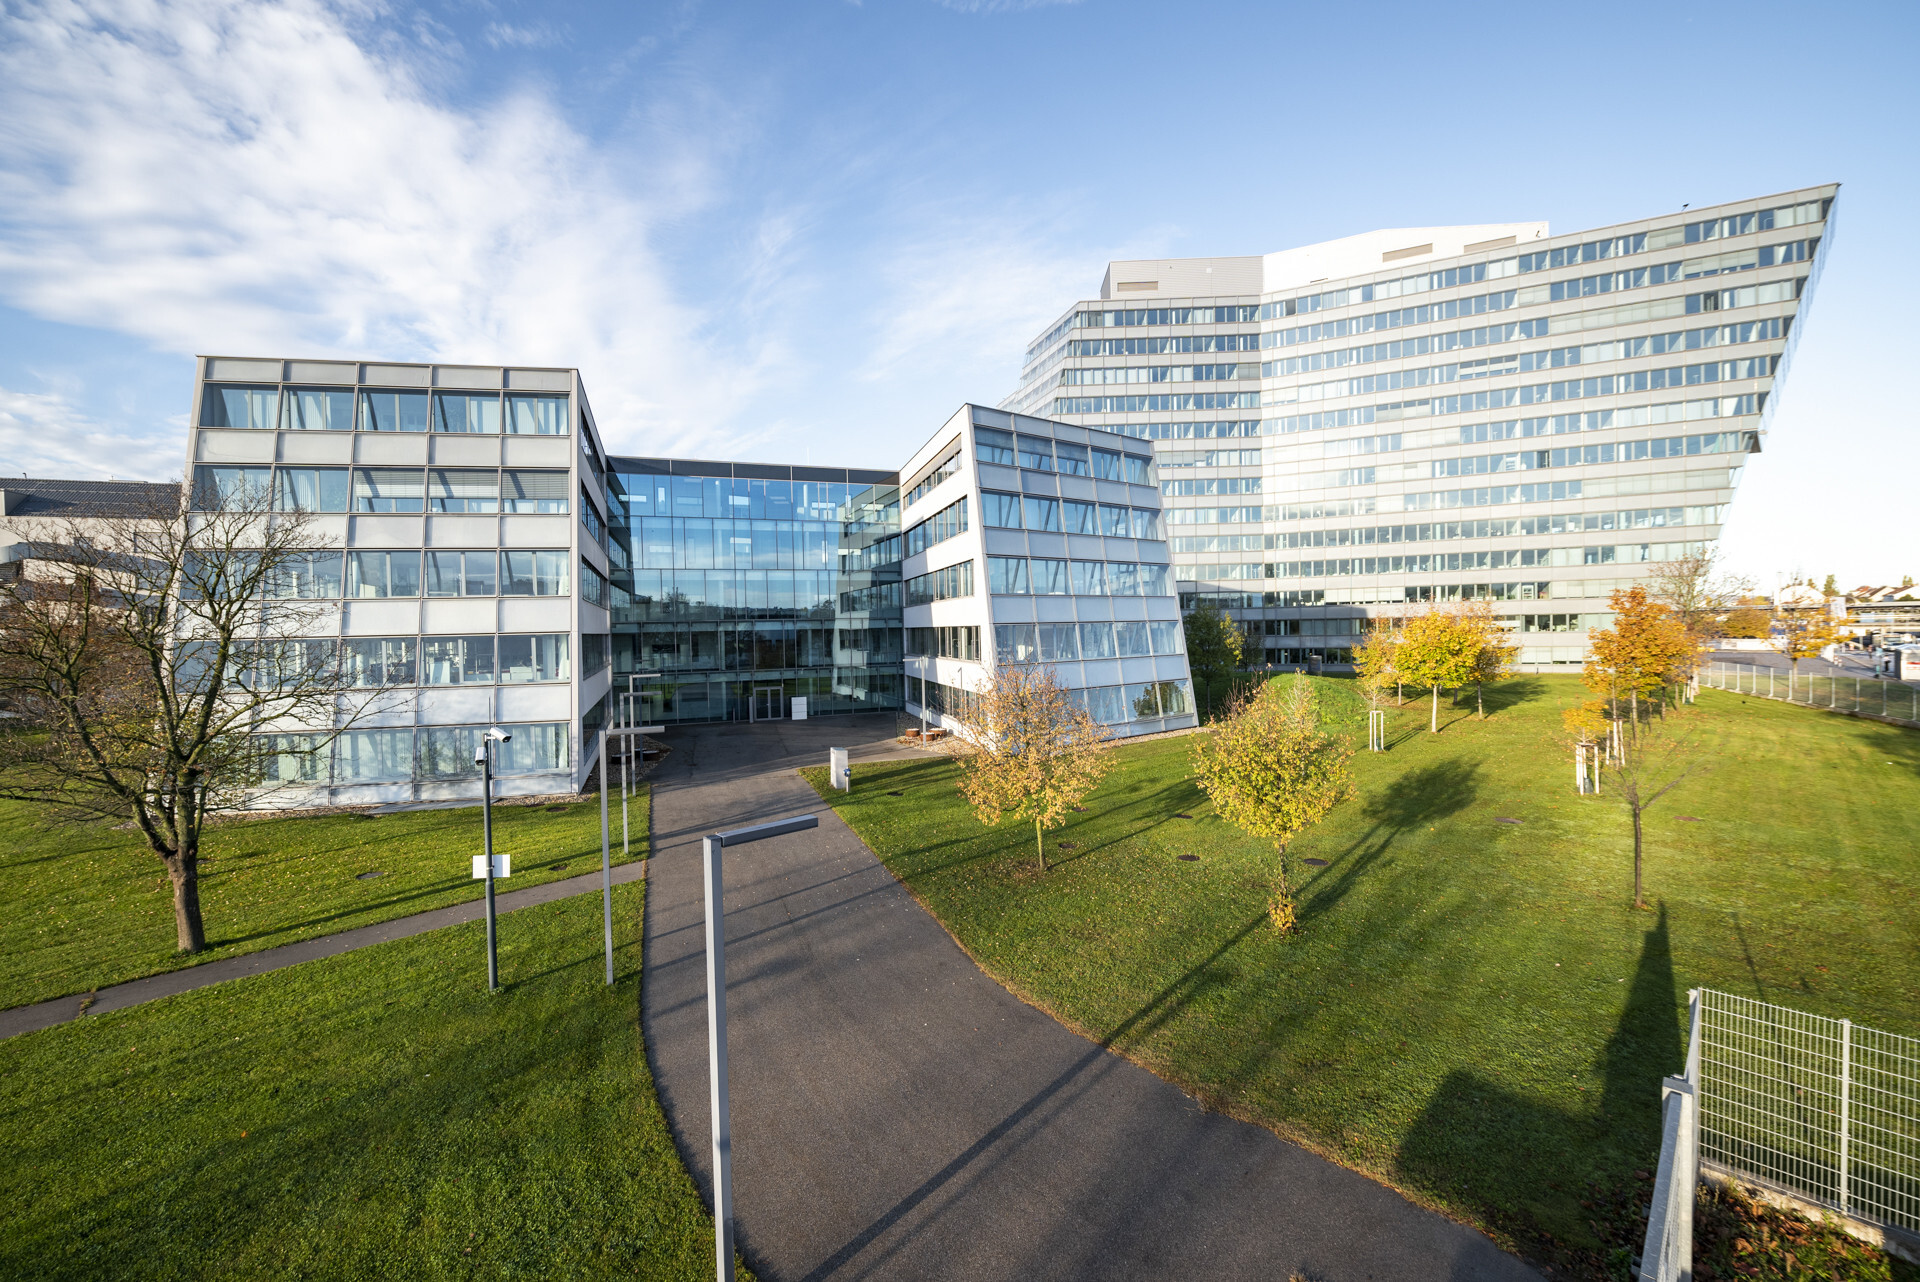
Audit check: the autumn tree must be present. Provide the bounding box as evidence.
[1585,587,1692,741]
[949,664,1111,872]
[1609,712,1707,909]
[0,483,389,952]
[1456,600,1520,719]
[1190,676,1354,932]
[1776,611,1846,695]
[1720,603,1772,639]
[1353,623,1400,710]
[1182,597,1248,718]
[1647,547,1753,692]
[1394,607,1482,733]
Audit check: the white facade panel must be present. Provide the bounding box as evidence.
[343,600,421,633]
[421,598,497,633]
[501,515,572,546]
[354,434,429,465]
[496,683,571,721]
[195,429,274,462]
[277,432,353,463]
[499,597,573,631]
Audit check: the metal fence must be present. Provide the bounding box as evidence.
[1639,992,1703,1282]
[1704,661,1920,728]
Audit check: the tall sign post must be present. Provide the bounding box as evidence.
[701,813,819,1282]
[596,674,662,986]
[475,727,511,991]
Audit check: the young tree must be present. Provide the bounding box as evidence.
[1720,604,1773,639]
[1560,699,1611,793]
[1456,600,1520,719]
[1393,608,1481,733]
[1353,623,1400,710]
[1821,573,1840,598]
[1776,612,1846,694]
[1585,586,1692,738]
[1609,712,1706,909]
[1182,598,1248,719]
[0,485,389,952]
[949,664,1111,873]
[1647,547,1753,693]
[1190,676,1354,932]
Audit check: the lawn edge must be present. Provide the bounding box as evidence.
[796,763,1541,1268]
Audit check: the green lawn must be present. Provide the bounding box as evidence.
[0,880,746,1281]
[804,675,1920,1276]
[0,789,644,1010]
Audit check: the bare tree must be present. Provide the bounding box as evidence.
[948,664,1111,872]
[1607,712,1707,910]
[0,480,390,952]
[1646,547,1753,696]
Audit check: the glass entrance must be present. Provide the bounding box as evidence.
[752,685,784,721]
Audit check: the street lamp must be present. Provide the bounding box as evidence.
[597,673,661,986]
[700,812,819,1282]
[475,726,511,991]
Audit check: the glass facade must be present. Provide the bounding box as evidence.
[609,462,905,724]
[1004,186,1837,666]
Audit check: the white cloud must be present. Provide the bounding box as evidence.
[0,385,182,481]
[483,21,567,50]
[0,0,756,459]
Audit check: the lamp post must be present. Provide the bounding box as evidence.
[700,812,819,1282]
[475,726,512,991]
[598,673,662,986]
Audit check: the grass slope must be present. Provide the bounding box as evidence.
[0,790,645,1010]
[0,880,746,1281]
[804,675,1920,1274]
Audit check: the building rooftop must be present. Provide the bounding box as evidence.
[0,477,181,519]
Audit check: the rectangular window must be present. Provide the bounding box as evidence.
[904,626,981,661]
[1139,564,1169,596]
[1123,454,1155,485]
[1131,508,1162,540]
[1031,558,1069,595]
[1078,622,1116,659]
[498,634,569,683]
[975,426,1015,466]
[506,393,569,435]
[1016,436,1053,471]
[1022,497,1060,532]
[267,551,343,599]
[580,487,603,546]
[200,384,277,430]
[581,559,608,608]
[580,632,608,676]
[1037,623,1078,662]
[1070,561,1108,596]
[1061,500,1096,535]
[258,732,330,784]
[497,722,570,774]
[345,637,416,686]
[1114,621,1150,657]
[429,469,499,513]
[980,491,1022,529]
[347,550,422,598]
[1154,679,1193,716]
[434,392,501,434]
[360,389,430,432]
[425,550,496,597]
[1054,441,1091,476]
[421,635,495,685]
[1085,685,1127,724]
[995,623,1038,663]
[274,467,349,512]
[1091,448,1122,481]
[1148,620,1182,654]
[1108,563,1142,596]
[333,729,414,782]
[905,444,963,506]
[502,469,569,513]
[1098,504,1130,537]
[353,467,424,513]
[192,465,269,509]
[987,555,1028,595]
[1127,682,1161,719]
[417,726,482,778]
[280,386,354,431]
[500,550,570,596]
[903,560,974,606]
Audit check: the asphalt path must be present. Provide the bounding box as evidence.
[642,714,1539,1282]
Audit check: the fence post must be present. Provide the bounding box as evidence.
[1838,1017,1852,1215]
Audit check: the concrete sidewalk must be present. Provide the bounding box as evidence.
[642,714,1538,1282]
[0,858,645,1040]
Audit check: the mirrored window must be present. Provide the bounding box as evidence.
[201,384,278,429]
[434,392,502,434]
[360,389,430,432]
[506,393,569,435]
[281,386,354,431]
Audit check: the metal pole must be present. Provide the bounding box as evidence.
[918,656,928,743]
[1838,1018,1852,1215]
[482,745,498,992]
[621,699,631,859]
[703,833,734,1282]
[600,724,614,986]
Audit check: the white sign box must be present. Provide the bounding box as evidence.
[791,696,808,721]
[471,854,511,879]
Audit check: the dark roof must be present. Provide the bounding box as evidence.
[0,478,182,518]
[608,457,899,486]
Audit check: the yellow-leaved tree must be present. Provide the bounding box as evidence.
[951,664,1111,873]
[1457,600,1520,719]
[1353,623,1400,709]
[1585,586,1692,745]
[1393,607,1483,733]
[1776,612,1846,696]
[1190,676,1355,932]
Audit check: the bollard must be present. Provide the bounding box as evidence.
[829,746,849,792]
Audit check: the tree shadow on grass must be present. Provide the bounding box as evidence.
[1395,905,1681,1273]
[1297,760,1480,926]
[1479,677,1549,716]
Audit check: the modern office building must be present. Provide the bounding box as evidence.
[1005,184,1838,665]
[179,361,1191,807]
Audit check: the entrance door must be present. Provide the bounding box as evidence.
[752,685,784,721]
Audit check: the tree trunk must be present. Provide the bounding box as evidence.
[1631,803,1645,910]
[1035,817,1046,872]
[166,847,207,953]
[1476,680,1484,719]
[1429,684,1439,732]
[1268,839,1296,933]
[1629,688,1638,742]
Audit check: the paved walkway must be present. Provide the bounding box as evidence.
[0,858,646,1040]
[643,715,1538,1282]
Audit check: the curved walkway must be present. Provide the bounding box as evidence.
[642,715,1539,1282]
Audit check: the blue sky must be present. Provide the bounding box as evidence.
[0,0,1914,585]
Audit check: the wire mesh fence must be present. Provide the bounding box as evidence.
[1704,662,1920,727]
[1695,988,1920,1236]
